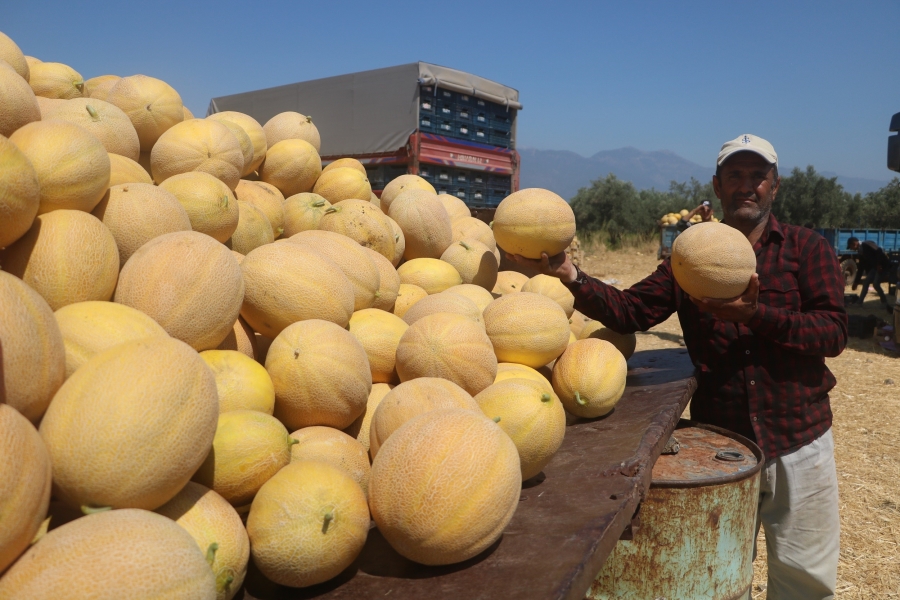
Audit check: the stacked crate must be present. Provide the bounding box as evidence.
[416,85,516,208]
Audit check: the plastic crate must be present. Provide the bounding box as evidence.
[436,169,453,185]
[418,113,436,134]
[470,186,487,205]
[472,127,489,142]
[365,165,385,189]
[487,173,511,188]
[471,171,486,186]
[419,97,434,113]
[456,107,472,122]
[490,118,512,135]
[486,187,509,205]
[457,93,474,106]
[438,88,455,102]
[436,100,454,118]
[455,122,473,141]
[474,111,489,126]
[489,133,512,148]
[418,165,434,183]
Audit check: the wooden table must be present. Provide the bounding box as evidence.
[242,347,697,600]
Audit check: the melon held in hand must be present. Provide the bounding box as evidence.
[671,221,756,299]
[492,188,576,259]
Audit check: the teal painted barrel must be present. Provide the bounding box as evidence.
[587,421,763,600]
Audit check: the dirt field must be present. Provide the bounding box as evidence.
[579,242,900,599]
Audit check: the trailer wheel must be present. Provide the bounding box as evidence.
[840,259,857,288]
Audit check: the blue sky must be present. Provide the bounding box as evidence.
[6,0,899,181]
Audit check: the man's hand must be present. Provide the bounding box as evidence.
[690,274,760,323]
[504,251,578,283]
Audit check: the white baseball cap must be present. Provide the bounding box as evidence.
[717,134,778,167]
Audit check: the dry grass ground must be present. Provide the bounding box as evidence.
[578,240,900,599]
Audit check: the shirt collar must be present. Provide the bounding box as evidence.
[752,213,784,251]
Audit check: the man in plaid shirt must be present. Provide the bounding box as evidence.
[509,134,846,600]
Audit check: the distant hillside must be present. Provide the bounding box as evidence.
[519,147,892,199]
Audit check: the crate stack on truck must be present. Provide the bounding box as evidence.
[207,62,521,214]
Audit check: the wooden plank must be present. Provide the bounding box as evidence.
[242,347,697,600]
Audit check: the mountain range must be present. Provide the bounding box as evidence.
[518,147,891,200]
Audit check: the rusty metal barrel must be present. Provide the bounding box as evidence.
[586,420,764,600]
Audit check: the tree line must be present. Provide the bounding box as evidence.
[569,166,900,245]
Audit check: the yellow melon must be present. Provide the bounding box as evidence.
[28,62,83,99]
[54,300,169,379]
[401,291,484,328]
[226,201,273,255]
[39,97,140,161]
[0,31,28,80]
[579,321,636,359]
[200,349,275,414]
[230,250,244,264]
[265,319,371,430]
[216,316,257,359]
[192,410,295,507]
[348,308,408,384]
[158,171,239,242]
[317,199,396,261]
[492,188,576,258]
[323,157,366,175]
[34,95,63,116]
[289,229,381,311]
[552,339,627,418]
[451,216,497,250]
[289,426,371,497]
[522,273,575,317]
[83,75,120,100]
[395,312,497,395]
[483,292,570,367]
[9,120,110,214]
[494,362,553,392]
[39,337,218,510]
[0,404,52,573]
[569,310,588,337]
[362,246,401,311]
[492,270,529,295]
[475,378,566,480]
[105,74,184,151]
[234,179,284,238]
[246,461,368,587]
[150,119,244,190]
[207,111,267,174]
[240,240,355,337]
[0,271,65,423]
[254,332,274,364]
[369,408,520,565]
[92,183,192,267]
[154,482,249,600]
[263,111,321,152]
[444,283,496,313]
[1,210,119,311]
[182,106,195,120]
[343,382,392,452]
[392,283,428,318]
[368,378,479,458]
[313,166,372,203]
[0,134,40,248]
[258,138,321,197]
[282,192,330,236]
[437,193,471,222]
[108,152,152,186]
[387,188,453,260]
[0,61,40,137]
[23,55,41,70]
[380,174,435,212]
[440,238,499,290]
[215,118,253,176]
[671,222,757,299]
[385,215,406,266]
[115,231,244,351]
[397,258,462,294]
[0,509,216,599]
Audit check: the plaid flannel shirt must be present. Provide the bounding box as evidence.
[564,215,848,460]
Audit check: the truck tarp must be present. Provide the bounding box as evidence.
[206,62,521,159]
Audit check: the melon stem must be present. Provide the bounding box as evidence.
[288,438,299,446]
[459,241,471,251]
[312,200,326,207]
[493,416,501,423]
[575,391,586,406]
[325,207,339,215]
[541,393,551,403]
[81,505,112,515]
[220,195,229,209]
[206,542,219,566]
[322,511,334,534]
[85,105,100,121]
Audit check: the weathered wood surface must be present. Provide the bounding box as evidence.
[242,347,697,600]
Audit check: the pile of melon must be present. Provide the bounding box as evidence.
[0,30,634,596]
[659,209,719,226]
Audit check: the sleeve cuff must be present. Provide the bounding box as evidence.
[746,302,778,335]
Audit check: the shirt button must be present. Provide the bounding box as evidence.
[750,380,756,385]
[745,350,750,355]
[753,417,759,422]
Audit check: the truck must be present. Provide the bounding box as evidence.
[207,62,521,223]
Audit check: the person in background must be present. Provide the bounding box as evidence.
[508,134,846,600]
[675,200,713,231]
[847,237,892,312]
